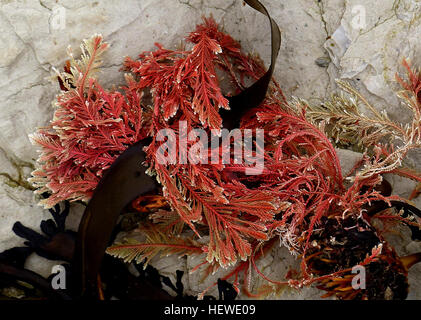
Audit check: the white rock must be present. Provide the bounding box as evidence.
[1,0,420,300]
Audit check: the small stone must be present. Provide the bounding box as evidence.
[315,56,331,68]
[1,286,26,299]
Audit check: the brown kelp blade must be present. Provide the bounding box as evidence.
[222,0,281,130]
[401,252,421,271]
[75,139,159,297]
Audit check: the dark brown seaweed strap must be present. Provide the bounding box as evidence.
[75,0,281,298]
[222,0,281,130]
[0,261,71,300]
[75,139,159,297]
